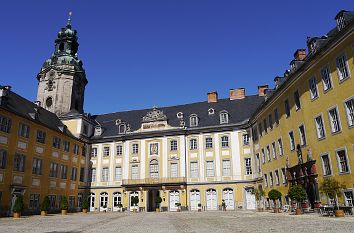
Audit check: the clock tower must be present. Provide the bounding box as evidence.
[36,13,87,116]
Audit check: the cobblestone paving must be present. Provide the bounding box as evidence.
[1,211,354,233]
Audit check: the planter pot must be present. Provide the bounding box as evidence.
[257,208,264,212]
[335,210,345,217]
[198,208,202,212]
[13,212,21,218]
[41,211,48,216]
[295,208,302,215]
[155,208,160,212]
[133,208,138,213]
[82,209,88,213]
[177,208,181,212]
[61,209,67,215]
[273,208,279,213]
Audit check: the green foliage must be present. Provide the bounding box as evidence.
[82,198,89,209]
[131,196,139,205]
[117,203,123,208]
[12,195,24,213]
[175,203,181,207]
[288,185,307,203]
[198,203,202,207]
[320,177,346,199]
[251,188,265,201]
[41,196,50,211]
[268,189,282,201]
[155,196,162,204]
[60,196,68,210]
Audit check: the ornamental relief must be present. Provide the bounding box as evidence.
[142,107,167,123]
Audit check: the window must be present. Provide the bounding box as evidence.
[48,195,56,209]
[268,114,273,130]
[264,174,268,187]
[284,99,290,117]
[190,138,197,150]
[170,163,178,178]
[69,196,75,209]
[103,146,110,156]
[242,134,250,145]
[13,153,25,172]
[190,161,198,178]
[256,154,261,173]
[132,143,139,154]
[73,144,80,155]
[115,166,122,181]
[266,145,271,162]
[299,125,307,146]
[52,137,61,149]
[49,162,58,177]
[258,123,263,137]
[321,154,332,176]
[60,165,68,179]
[83,124,88,135]
[80,167,85,182]
[245,158,252,175]
[91,168,96,182]
[336,149,349,174]
[289,131,295,151]
[220,111,229,124]
[315,115,326,139]
[281,168,287,184]
[170,140,178,151]
[32,158,42,175]
[222,160,231,176]
[274,109,279,125]
[221,136,229,148]
[205,137,213,149]
[309,77,319,99]
[252,126,258,141]
[0,115,11,133]
[71,167,77,181]
[321,66,333,91]
[344,191,354,207]
[131,165,138,180]
[294,90,301,110]
[29,194,40,210]
[102,167,109,181]
[18,123,30,138]
[344,98,354,127]
[91,148,97,157]
[206,161,214,177]
[275,170,280,185]
[328,107,341,133]
[36,130,46,144]
[63,141,70,152]
[261,148,265,164]
[116,144,123,156]
[149,159,159,178]
[271,142,277,159]
[94,126,102,136]
[269,172,274,187]
[190,115,198,127]
[0,149,7,169]
[278,138,284,156]
[336,53,350,81]
[263,119,268,133]
[118,124,126,134]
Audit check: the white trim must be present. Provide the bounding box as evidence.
[335,147,351,175]
[327,105,342,134]
[320,152,333,177]
[343,95,354,128]
[314,113,326,140]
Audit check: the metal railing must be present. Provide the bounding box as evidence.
[122,177,186,185]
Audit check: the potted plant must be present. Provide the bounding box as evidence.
[131,196,139,213]
[251,188,265,211]
[82,198,89,213]
[117,203,123,212]
[12,195,24,218]
[288,185,307,215]
[175,202,181,212]
[60,196,68,215]
[320,177,346,217]
[268,189,282,213]
[155,196,162,212]
[41,196,50,216]
[197,203,202,212]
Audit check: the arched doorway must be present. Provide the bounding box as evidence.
[169,191,180,211]
[100,192,108,212]
[130,191,139,211]
[245,188,256,210]
[89,193,95,212]
[190,189,200,211]
[206,189,217,210]
[223,188,235,210]
[113,192,122,211]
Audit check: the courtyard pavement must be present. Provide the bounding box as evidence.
[1,210,354,233]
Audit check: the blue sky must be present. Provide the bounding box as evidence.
[0,1,352,114]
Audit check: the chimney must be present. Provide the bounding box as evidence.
[294,49,306,61]
[34,101,41,107]
[207,91,218,103]
[258,85,269,97]
[229,88,245,100]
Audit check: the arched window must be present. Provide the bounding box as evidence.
[190,189,201,211]
[222,188,235,210]
[220,111,229,124]
[113,192,122,211]
[118,123,126,134]
[46,97,53,108]
[149,159,159,178]
[100,192,108,210]
[190,114,198,127]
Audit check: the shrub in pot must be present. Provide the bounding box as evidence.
[268,189,282,213]
[12,195,24,218]
[60,196,69,215]
[175,202,181,212]
[197,203,202,212]
[155,196,162,212]
[320,177,346,217]
[288,185,306,215]
[117,203,123,212]
[82,198,89,213]
[41,196,50,216]
[131,196,139,212]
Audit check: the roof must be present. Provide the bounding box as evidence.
[91,95,265,139]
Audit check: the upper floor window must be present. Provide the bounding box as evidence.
[205,137,213,149]
[328,107,341,133]
[264,174,268,187]
[344,98,354,127]
[190,138,197,150]
[221,136,229,148]
[49,162,58,177]
[242,134,249,145]
[60,164,68,179]
[190,161,198,178]
[170,140,178,151]
[284,99,290,118]
[294,90,301,110]
[320,154,332,176]
[245,158,252,175]
[52,137,61,149]
[315,115,326,139]
[252,126,258,141]
[18,123,30,138]
[206,161,215,177]
[219,111,229,124]
[299,125,307,146]
[277,138,284,156]
[320,66,333,91]
[222,160,231,176]
[275,170,280,185]
[91,148,98,157]
[36,130,46,144]
[94,126,102,136]
[149,159,159,178]
[73,144,80,155]
[263,119,268,134]
[71,167,77,181]
[102,167,109,181]
[0,149,7,169]
[268,114,273,130]
[336,53,350,81]
[63,141,70,152]
[103,146,110,157]
[274,109,279,125]
[0,115,11,133]
[118,123,126,134]
[190,115,198,127]
[288,131,295,151]
[116,144,123,156]
[32,158,42,175]
[309,77,319,99]
[271,142,277,159]
[336,149,349,174]
[13,153,25,172]
[258,123,263,137]
[132,143,139,154]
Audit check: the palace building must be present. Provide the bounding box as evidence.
[0,10,353,215]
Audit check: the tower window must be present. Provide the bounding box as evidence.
[59,43,64,52]
[46,97,53,108]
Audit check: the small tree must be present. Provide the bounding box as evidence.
[288,185,307,209]
[268,189,282,211]
[13,195,24,213]
[82,198,89,210]
[252,188,265,209]
[320,177,346,209]
[131,196,139,207]
[41,196,50,212]
[155,196,162,207]
[60,197,68,210]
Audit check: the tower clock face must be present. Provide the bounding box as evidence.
[46,97,53,108]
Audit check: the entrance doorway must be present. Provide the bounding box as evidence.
[10,188,25,215]
[169,191,180,211]
[147,189,160,212]
[206,189,217,210]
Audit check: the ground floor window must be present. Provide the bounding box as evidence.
[48,195,56,209]
[100,192,108,209]
[113,192,122,210]
[69,196,75,209]
[78,193,83,208]
[344,190,354,207]
[29,194,40,210]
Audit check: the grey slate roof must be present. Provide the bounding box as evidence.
[91,95,265,138]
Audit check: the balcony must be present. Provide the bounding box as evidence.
[122,177,186,187]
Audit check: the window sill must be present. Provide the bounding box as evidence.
[317,136,326,141]
[331,130,342,136]
[310,96,319,102]
[295,107,301,112]
[323,174,332,178]
[339,171,351,175]
[323,87,333,94]
[339,76,350,84]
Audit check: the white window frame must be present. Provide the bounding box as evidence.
[190,138,198,150]
[264,174,268,187]
[102,167,109,182]
[288,131,295,151]
[205,137,213,149]
[91,147,98,157]
[271,142,276,159]
[170,163,178,178]
[328,106,342,133]
[261,148,265,164]
[309,76,319,100]
[275,169,280,186]
[281,168,287,184]
[132,143,139,154]
[190,161,198,178]
[343,189,354,207]
[344,96,354,128]
[222,159,231,176]
[116,144,123,156]
[320,65,333,92]
[115,166,122,181]
[219,111,229,124]
[277,138,284,156]
[336,53,350,81]
[170,140,178,151]
[314,114,326,139]
[103,146,110,157]
[242,134,250,145]
[320,153,332,177]
[336,148,350,174]
[190,115,198,127]
[294,90,301,110]
[245,158,252,175]
[266,145,271,162]
[269,172,274,187]
[131,164,139,180]
[298,124,307,146]
[221,136,229,148]
[91,168,96,182]
[206,161,215,177]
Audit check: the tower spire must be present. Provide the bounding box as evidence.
[67,11,72,28]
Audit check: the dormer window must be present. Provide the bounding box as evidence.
[190,114,198,127]
[118,123,126,134]
[208,108,215,115]
[94,126,102,136]
[220,111,229,124]
[336,16,346,31]
[176,112,183,119]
